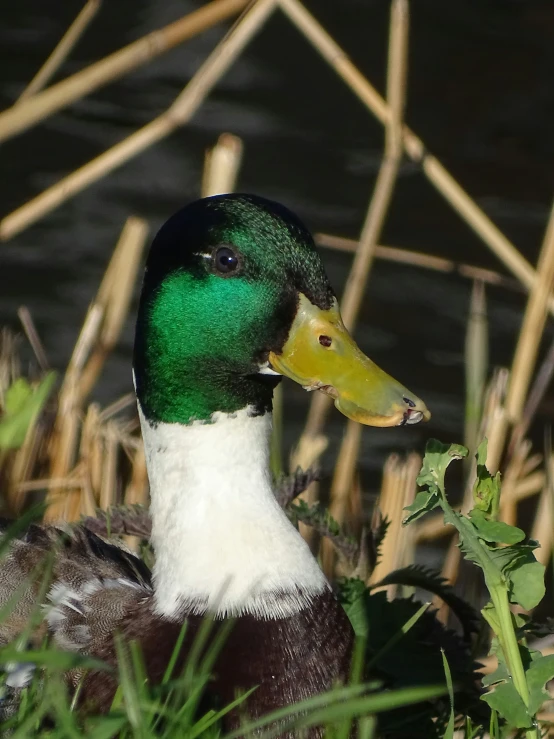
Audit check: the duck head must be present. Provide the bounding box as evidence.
[133,194,430,427]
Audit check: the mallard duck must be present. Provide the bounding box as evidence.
[0,194,429,731]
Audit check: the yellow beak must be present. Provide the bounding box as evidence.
[269,294,430,428]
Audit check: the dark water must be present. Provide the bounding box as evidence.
[1,0,553,487]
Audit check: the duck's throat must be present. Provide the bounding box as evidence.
[138,405,328,620]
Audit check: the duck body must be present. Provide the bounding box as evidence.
[0,194,429,732]
[0,521,352,734]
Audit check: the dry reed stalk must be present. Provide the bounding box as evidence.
[316,233,521,291]
[321,420,362,577]
[5,410,45,513]
[317,0,409,559]
[499,440,532,527]
[43,305,103,522]
[506,200,554,424]
[464,280,488,457]
[16,476,79,494]
[0,0,249,146]
[98,421,119,514]
[79,403,101,500]
[44,215,147,521]
[369,452,420,598]
[510,338,554,458]
[77,217,149,403]
[522,453,543,478]
[0,0,276,241]
[123,443,149,551]
[17,307,50,372]
[16,0,102,103]
[277,0,554,312]
[413,512,449,544]
[86,404,103,500]
[530,483,554,568]
[511,471,546,502]
[201,133,244,197]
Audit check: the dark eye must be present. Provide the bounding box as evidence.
[214,246,239,275]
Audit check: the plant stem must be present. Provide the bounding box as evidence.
[489,587,538,739]
[436,496,539,738]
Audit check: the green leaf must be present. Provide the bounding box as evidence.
[416,439,468,497]
[339,578,370,638]
[84,717,128,739]
[371,564,480,640]
[487,541,539,571]
[472,439,502,515]
[475,439,488,467]
[507,560,546,611]
[0,647,109,673]
[481,660,510,688]
[526,653,554,714]
[481,680,532,729]
[0,373,56,450]
[402,490,439,525]
[468,509,525,545]
[441,650,455,739]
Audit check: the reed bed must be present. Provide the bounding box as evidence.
[1,0,554,735]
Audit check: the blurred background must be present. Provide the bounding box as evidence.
[0,0,553,497]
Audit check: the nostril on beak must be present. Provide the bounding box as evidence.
[403,396,416,408]
[319,335,332,347]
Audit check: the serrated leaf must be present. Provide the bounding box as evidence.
[372,564,480,640]
[481,660,510,688]
[338,578,370,638]
[468,509,525,545]
[475,439,488,467]
[416,440,468,496]
[481,680,531,729]
[526,653,554,714]
[487,541,539,571]
[507,560,545,611]
[402,490,439,525]
[0,372,56,449]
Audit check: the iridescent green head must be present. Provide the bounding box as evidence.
[133,194,430,426]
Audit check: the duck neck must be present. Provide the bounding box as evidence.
[138,404,328,620]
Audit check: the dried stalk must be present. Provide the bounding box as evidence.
[43,305,102,522]
[43,216,147,521]
[499,440,531,527]
[530,482,554,568]
[17,0,102,103]
[506,199,554,424]
[201,133,244,196]
[99,421,119,514]
[277,0,554,313]
[510,337,554,457]
[316,233,521,291]
[321,419,362,576]
[6,410,46,513]
[369,452,420,598]
[296,0,409,455]
[17,307,50,371]
[77,216,149,403]
[315,0,409,560]
[464,280,488,457]
[0,0,248,146]
[0,0,276,241]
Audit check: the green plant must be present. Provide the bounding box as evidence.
[403,438,554,738]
